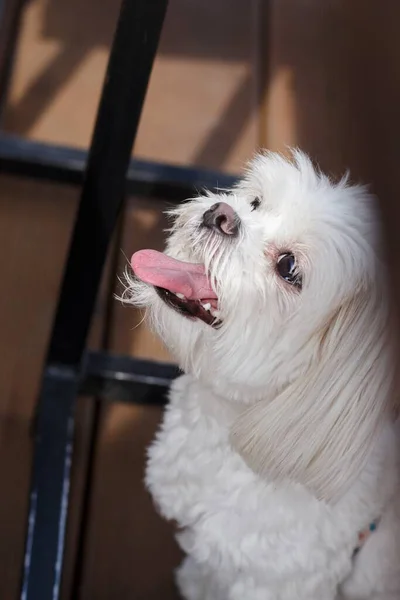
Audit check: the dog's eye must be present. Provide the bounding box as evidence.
[250,197,261,211]
[276,253,302,289]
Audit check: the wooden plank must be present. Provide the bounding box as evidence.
[262,0,400,176]
[262,0,400,314]
[78,403,182,600]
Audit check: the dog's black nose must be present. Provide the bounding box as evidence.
[202,202,239,236]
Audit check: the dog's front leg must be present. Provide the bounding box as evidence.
[176,556,225,600]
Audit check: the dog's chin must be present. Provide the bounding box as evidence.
[154,286,222,328]
[137,285,272,405]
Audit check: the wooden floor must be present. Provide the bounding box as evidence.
[2,0,400,598]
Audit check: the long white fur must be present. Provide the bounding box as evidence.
[231,284,395,502]
[123,150,400,599]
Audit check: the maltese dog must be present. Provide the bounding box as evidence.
[125,150,400,599]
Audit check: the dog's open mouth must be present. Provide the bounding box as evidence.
[131,249,221,327]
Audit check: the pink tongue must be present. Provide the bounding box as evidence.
[131,249,217,302]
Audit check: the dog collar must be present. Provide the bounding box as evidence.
[353,519,379,556]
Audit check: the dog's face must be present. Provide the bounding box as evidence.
[128,151,380,406]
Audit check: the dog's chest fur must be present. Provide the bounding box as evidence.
[146,374,398,596]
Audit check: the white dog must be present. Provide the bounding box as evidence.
[125,150,400,600]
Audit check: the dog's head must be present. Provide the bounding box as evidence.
[125,150,396,501]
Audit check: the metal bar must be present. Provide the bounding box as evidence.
[20,0,168,597]
[47,0,169,368]
[80,350,179,404]
[0,133,238,200]
[20,367,78,600]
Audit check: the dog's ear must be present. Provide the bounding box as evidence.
[230,285,396,502]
